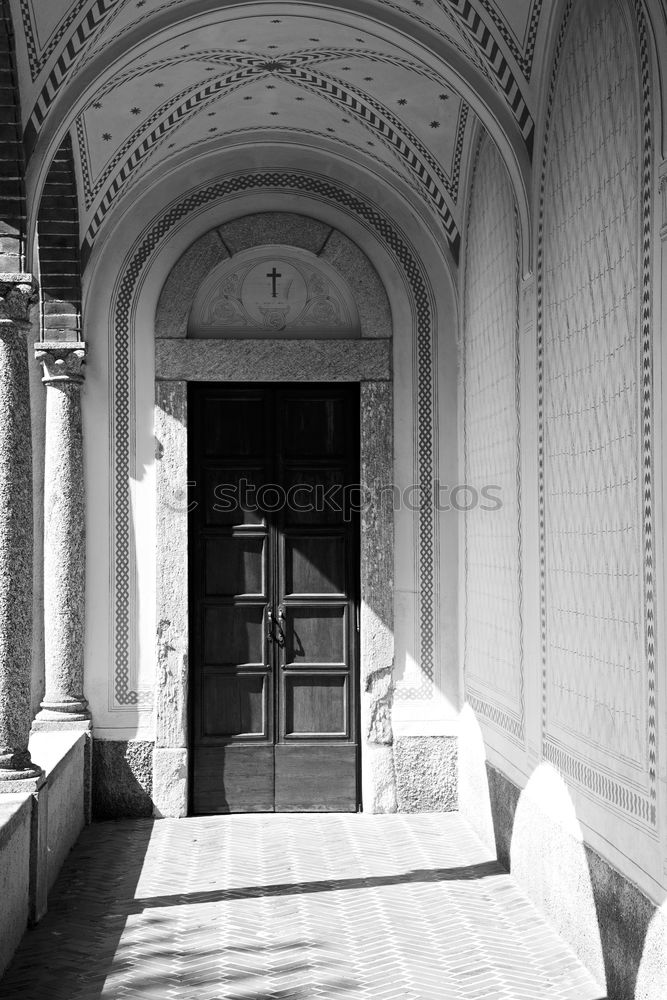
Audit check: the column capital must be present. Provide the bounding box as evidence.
[0,274,39,328]
[35,341,87,384]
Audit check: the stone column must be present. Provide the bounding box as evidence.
[0,277,42,785]
[33,342,90,725]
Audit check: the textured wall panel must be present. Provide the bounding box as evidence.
[463,133,523,740]
[539,0,655,826]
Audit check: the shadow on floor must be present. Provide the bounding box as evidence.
[122,858,505,914]
[0,817,606,1000]
[0,819,155,1000]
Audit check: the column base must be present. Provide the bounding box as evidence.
[33,702,91,727]
[0,767,45,793]
[32,717,92,732]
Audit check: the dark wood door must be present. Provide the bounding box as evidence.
[189,383,359,813]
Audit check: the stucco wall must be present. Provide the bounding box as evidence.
[459,0,666,996]
[460,131,522,744]
[0,795,31,977]
[0,732,89,977]
[32,732,87,889]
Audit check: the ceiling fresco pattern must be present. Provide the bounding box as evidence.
[9,0,550,265]
[75,44,469,260]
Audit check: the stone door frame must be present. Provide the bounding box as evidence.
[153,368,393,817]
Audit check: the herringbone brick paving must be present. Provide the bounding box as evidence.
[0,814,605,999]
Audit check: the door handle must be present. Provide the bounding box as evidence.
[275,605,286,648]
[267,607,286,647]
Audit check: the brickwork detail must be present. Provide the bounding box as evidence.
[0,2,27,275]
[37,133,81,339]
[462,133,523,741]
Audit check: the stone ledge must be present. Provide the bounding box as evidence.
[28,730,88,784]
[0,794,32,852]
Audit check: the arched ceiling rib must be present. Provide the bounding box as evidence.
[9,0,549,267]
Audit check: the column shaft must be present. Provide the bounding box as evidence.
[0,280,40,780]
[35,344,88,723]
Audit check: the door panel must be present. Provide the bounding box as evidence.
[283,606,347,664]
[282,466,348,525]
[284,535,346,596]
[284,675,348,735]
[201,671,267,737]
[202,606,265,665]
[274,746,357,812]
[203,396,266,456]
[190,383,359,813]
[203,467,266,526]
[194,746,274,813]
[204,535,265,597]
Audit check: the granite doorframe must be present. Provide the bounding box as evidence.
[153,348,394,817]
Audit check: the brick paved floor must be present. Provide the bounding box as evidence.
[0,814,605,1000]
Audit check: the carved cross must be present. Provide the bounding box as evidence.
[267,266,281,298]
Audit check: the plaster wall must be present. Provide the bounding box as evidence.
[0,795,31,977]
[459,0,667,994]
[0,733,88,977]
[30,731,87,889]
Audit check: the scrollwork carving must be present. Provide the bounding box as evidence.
[0,276,39,327]
[35,342,87,384]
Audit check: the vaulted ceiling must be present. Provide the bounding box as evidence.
[9,0,550,268]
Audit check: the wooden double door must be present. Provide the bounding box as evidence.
[189,383,360,813]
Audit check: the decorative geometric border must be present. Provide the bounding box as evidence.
[110,171,436,705]
[87,45,468,200]
[79,52,468,264]
[475,0,543,78]
[92,122,436,248]
[536,0,657,829]
[278,67,464,255]
[77,67,256,206]
[22,0,124,151]
[544,741,655,826]
[19,0,91,78]
[433,0,535,149]
[461,132,524,744]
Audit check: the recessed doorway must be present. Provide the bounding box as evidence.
[188,383,360,812]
